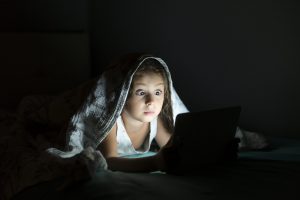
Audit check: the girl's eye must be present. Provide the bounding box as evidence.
[155,90,163,96]
[135,90,145,96]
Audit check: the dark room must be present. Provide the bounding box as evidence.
[1,0,300,199]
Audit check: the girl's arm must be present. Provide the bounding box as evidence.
[155,116,172,147]
[155,117,181,173]
[104,154,161,172]
[98,123,164,172]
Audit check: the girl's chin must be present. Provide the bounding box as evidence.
[141,114,157,122]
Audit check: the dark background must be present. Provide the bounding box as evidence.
[1,0,300,138]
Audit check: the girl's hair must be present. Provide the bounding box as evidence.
[130,58,174,133]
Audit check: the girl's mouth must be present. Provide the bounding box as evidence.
[144,111,155,115]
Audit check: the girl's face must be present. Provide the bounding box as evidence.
[123,72,165,123]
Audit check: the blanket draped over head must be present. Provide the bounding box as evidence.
[47,54,189,166]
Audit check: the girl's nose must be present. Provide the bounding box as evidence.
[145,94,154,105]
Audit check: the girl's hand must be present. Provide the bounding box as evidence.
[155,135,180,173]
[222,138,240,161]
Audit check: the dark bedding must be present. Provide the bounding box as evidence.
[1,108,300,200]
[11,137,300,200]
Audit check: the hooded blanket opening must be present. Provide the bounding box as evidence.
[47,54,189,159]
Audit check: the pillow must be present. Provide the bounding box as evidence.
[236,127,270,151]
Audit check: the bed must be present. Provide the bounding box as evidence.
[1,33,300,200]
[1,103,300,200]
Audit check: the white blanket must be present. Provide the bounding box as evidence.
[46,54,189,170]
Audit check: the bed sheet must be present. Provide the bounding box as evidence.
[11,137,300,200]
[239,136,300,161]
[2,107,299,200]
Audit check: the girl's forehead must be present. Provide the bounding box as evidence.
[133,71,164,82]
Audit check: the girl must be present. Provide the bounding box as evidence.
[47,53,189,174]
[94,55,241,172]
[98,58,178,172]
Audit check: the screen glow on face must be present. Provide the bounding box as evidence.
[124,72,165,123]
